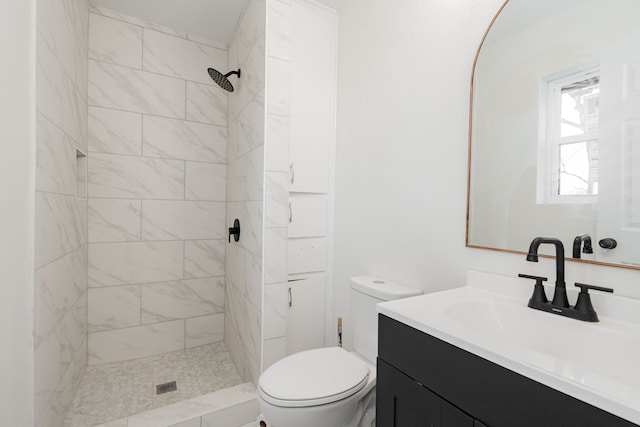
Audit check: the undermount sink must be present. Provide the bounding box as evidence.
[377,270,640,425]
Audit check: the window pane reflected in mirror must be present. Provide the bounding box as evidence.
[559,141,598,195]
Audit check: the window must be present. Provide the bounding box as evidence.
[538,66,600,204]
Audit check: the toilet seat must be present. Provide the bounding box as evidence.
[258,347,370,408]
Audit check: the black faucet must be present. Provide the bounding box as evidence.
[572,234,593,259]
[520,237,614,322]
[526,237,569,308]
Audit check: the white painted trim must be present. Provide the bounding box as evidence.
[323,3,339,348]
[260,0,269,375]
[0,0,36,424]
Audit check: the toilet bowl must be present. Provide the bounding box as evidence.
[257,276,421,427]
[258,347,376,427]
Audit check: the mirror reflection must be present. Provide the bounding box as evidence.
[468,0,640,267]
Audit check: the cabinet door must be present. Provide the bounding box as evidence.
[288,194,328,238]
[285,275,325,354]
[289,0,337,194]
[395,371,441,427]
[377,359,396,427]
[443,401,474,427]
[288,144,330,194]
[377,359,442,427]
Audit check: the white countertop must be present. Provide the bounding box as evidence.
[377,270,640,425]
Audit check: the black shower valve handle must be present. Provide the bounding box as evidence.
[228,218,240,243]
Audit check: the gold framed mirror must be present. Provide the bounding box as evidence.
[467,0,640,269]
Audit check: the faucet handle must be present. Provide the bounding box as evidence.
[574,282,614,294]
[518,273,548,283]
[573,283,614,322]
[518,274,549,306]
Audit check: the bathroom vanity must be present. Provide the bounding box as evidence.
[376,271,640,427]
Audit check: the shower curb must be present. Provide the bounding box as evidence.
[94,382,258,427]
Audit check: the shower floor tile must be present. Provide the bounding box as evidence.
[64,342,243,427]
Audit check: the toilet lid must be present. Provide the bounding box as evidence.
[258,347,370,407]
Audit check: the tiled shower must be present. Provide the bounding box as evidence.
[33,0,295,424]
[86,5,229,366]
[34,0,90,424]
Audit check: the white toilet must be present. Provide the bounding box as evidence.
[257,276,422,427]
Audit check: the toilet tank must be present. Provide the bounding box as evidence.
[350,276,422,363]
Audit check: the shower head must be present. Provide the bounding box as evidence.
[207,68,241,92]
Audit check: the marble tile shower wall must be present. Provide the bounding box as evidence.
[86,5,229,365]
[224,0,267,385]
[34,0,89,426]
[263,0,293,371]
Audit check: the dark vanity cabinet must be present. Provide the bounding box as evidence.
[378,358,478,427]
[376,315,637,427]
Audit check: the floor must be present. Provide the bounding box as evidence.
[64,342,243,427]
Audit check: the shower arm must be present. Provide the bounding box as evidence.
[225,70,241,78]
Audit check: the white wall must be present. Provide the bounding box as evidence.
[333,0,640,349]
[0,0,36,425]
[334,0,499,347]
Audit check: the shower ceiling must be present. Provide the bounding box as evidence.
[90,0,251,45]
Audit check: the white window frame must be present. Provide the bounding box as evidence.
[537,64,600,205]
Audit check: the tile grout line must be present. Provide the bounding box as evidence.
[138,103,145,339]
[139,282,143,328]
[88,103,227,128]
[91,8,228,52]
[88,274,225,288]
[141,26,145,73]
[89,56,225,91]
[88,313,226,338]
[183,159,187,202]
[87,145,227,164]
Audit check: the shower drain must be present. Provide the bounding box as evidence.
[156,381,177,395]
